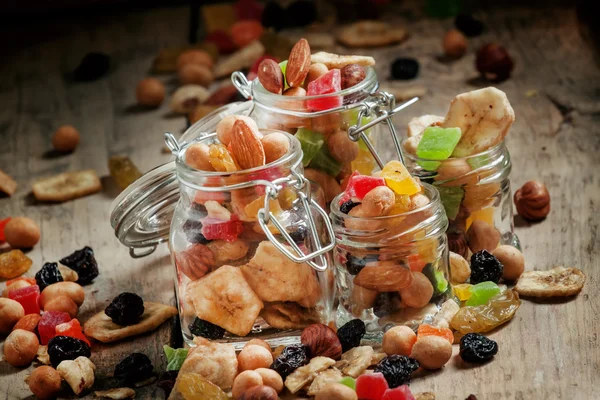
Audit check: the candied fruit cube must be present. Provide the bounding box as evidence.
[381,161,421,196]
[388,194,412,216]
[176,373,228,400]
[309,146,342,177]
[39,311,71,345]
[55,319,91,346]
[453,283,473,301]
[408,254,426,272]
[0,217,11,241]
[382,385,416,400]
[417,127,462,160]
[346,173,386,200]
[465,207,495,230]
[417,324,454,344]
[307,69,342,111]
[466,281,501,306]
[244,195,283,221]
[108,155,142,190]
[201,217,243,241]
[356,372,389,400]
[8,284,40,315]
[339,376,356,390]
[437,186,464,220]
[0,249,33,280]
[296,128,324,167]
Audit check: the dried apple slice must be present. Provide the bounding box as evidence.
[32,170,102,202]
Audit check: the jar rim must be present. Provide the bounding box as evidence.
[402,139,507,163]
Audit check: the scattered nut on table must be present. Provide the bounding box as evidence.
[514,180,550,221]
[57,356,96,395]
[27,366,62,400]
[52,125,80,152]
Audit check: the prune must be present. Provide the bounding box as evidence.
[391,58,419,80]
[337,319,366,352]
[35,262,63,291]
[454,14,484,37]
[262,2,285,31]
[284,1,317,28]
[157,370,179,397]
[287,225,307,243]
[373,292,401,318]
[374,355,420,388]
[114,353,154,384]
[105,292,145,326]
[340,200,360,215]
[73,52,110,81]
[188,317,226,340]
[460,333,498,363]
[47,336,91,368]
[59,246,99,285]
[270,344,310,379]
[345,254,377,275]
[183,220,211,244]
[470,250,503,284]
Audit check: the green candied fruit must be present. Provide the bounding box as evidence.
[296,128,324,166]
[163,345,188,371]
[339,376,356,390]
[280,60,289,89]
[417,127,462,160]
[466,281,501,306]
[309,146,342,177]
[436,186,464,220]
[423,264,450,296]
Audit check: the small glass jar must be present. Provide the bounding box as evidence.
[403,141,520,258]
[110,104,335,349]
[330,183,451,339]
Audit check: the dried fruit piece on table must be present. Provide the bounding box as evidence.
[214,40,265,78]
[104,292,145,326]
[470,250,503,284]
[108,155,142,190]
[8,284,40,315]
[336,21,407,48]
[230,119,266,169]
[383,385,416,400]
[270,344,310,380]
[476,43,514,83]
[453,283,473,301]
[451,289,521,334]
[32,170,102,203]
[301,323,343,360]
[175,373,228,400]
[169,85,210,114]
[307,69,342,111]
[432,299,460,330]
[307,368,344,396]
[513,180,550,221]
[35,262,63,291]
[73,52,110,81]
[336,319,366,353]
[337,346,374,378]
[188,317,226,340]
[339,376,356,390]
[94,388,136,399]
[0,168,17,196]
[178,337,238,390]
[466,281,501,306]
[381,161,421,196]
[48,336,91,368]
[356,372,388,399]
[391,58,419,80]
[515,266,585,297]
[0,249,32,279]
[136,78,165,108]
[285,356,336,394]
[84,301,177,343]
[55,319,90,346]
[56,356,95,395]
[39,311,71,345]
[59,246,99,285]
[459,332,498,363]
[114,353,154,384]
[374,355,420,388]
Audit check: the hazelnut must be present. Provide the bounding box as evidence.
[237,345,274,371]
[410,335,452,370]
[327,129,359,164]
[176,49,214,70]
[244,339,271,353]
[13,313,41,333]
[239,385,278,400]
[261,132,290,163]
[382,325,417,356]
[40,282,85,308]
[254,368,283,393]
[360,186,395,217]
[443,29,468,58]
[28,366,62,400]
[447,229,469,259]
[341,64,366,89]
[52,125,80,152]
[4,329,39,366]
[283,87,307,96]
[476,43,514,82]
[466,220,500,253]
[514,181,550,221]
[178,63,214,87]
[216,115,259,146]
[449,251,471,283]
[315,382,358,400]
[304,168,341,204]
[189,104,219,124]
[136,78,165,108]
[398,272,434,308]
[434,158,477,187]
[4,217,40,248]
[305,63,329,88]
[492,245,525,281]
[186,143,214,171]
[0,297,25,334]
[43,295,78,318]
[232,370,263,400]
[301,324,343,360]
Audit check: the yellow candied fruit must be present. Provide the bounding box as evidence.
[208,143,238,172]
[381,161,421,196]
[351,148,377,175]
[388,194,412,215]
[466,207,495,230]
[176,373,228,400]
[244,195,283,221]
[279,187,298,210]
[454,283,473,301]
[0,249,33,280]
[416,236,439,264]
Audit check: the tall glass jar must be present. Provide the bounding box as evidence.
[109,104,335,349]
[330,183,451,339]
[403,141,520,259]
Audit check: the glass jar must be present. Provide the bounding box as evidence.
[403,141,520,259]
[330,183,451,339]
[109,104,336,349]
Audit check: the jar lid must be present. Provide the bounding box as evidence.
[109,101,253,257]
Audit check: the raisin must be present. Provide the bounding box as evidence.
[287,225,307,243]
[337,319,366,352]
[373,292,401,318]
[47,336,91,368]
[470,250,503,284]
[345,254,377,275]
[114,353,154,384]
[340,200,360,215]
[270,344,310,379]
[391,58,419,80]
[73,52,110,81]
[35,262,63,291]
[374,355,420,388]
[158,370,179,397]
[454,14,484,37]
[188,317,226,340]
[59,246,99,285]
[105,292,145,326]
[183,220,211,244]
[459,333,498,363]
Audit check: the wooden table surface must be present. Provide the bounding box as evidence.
[1,3,599,399]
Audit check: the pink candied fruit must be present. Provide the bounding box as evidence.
[382,385,416,400]
[55,319,91,346]
[346,173,386,200]
[307,69,342,111]
[201,216,243,241]
[8,284,40,315]
[356,372,389,400]
[39,311,71,345]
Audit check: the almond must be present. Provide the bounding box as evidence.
[286,38,311,88]
[353,261,414,291]
[230,119,266,169]
[258,59,283,94]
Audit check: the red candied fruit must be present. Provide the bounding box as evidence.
[230,20,264,48]
[382,385,416,400]
[346,173,386,200]
[8,284,40,315]
[39,311,71,345]
[0,217,11,241]
[408,254,427,272]
[206,30,237,54]
[201,216,243,241]
[307,69,342,111]
[234,0,264,21]
[356,372,389,400]
[55,319,90,346]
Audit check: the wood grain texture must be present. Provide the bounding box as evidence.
[1,2,599,399]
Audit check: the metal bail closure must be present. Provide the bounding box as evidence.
[232,71,253,100]
[257,173,335,272]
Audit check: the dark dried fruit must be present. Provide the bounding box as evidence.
[59,246,99,285]
[35,262,63,291]
[345,254,376,275]
[475,43,514,83]
[391,58,419,80]
[470,250,503,284]
[47,336,91,368]
[460,333,498,362]
[454,14,484,37]
[73,52,110,81]
[270,344,310,379]
[336,319,366,352]
[373,292,401,318]
[374,355,420,388]
[157,370,179,397]
[105,292,145,326]
[340,200,360,215]
[114,353,154,384]
[284,1,317,28]
[188,317,226,340]
[287,225,307,243]
[183,220,211,244]
[262,2,286,31]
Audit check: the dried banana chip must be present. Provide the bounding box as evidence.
[515,266,585,297]
[336,346,374,378]
[415,392,436,400]
[0,168,17,196]
[284,356,336,394]
[310,51,375,69]
[94,388,136,399]
[83,302,177,343]
[32,170,102,202]
[307,368,343,396]
[178,337,238,391]
[336,21,408,48]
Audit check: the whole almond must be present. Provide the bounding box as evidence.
[286,38,311,88]
[230,119,266,169]
[258,59,283,94]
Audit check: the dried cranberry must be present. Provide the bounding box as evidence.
[105,292,145,326]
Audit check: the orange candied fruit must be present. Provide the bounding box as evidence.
[417,323,454,344]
